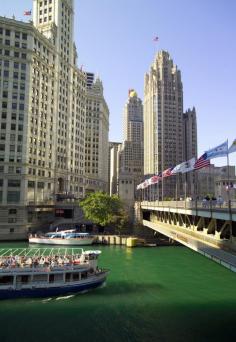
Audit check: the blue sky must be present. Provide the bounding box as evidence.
[2,0,236,166]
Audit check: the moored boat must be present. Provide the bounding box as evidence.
[0,247,109,299]
[29,230,95,246]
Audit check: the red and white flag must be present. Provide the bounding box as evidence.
[24,10,32,16]
[162,167,173,178]
[150,175,159,184]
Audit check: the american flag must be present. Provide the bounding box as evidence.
[24,10,32,16]
[194,153,210,170]
[153,36,159,42]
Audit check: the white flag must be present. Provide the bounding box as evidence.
[180,157,196,173]
[171,161,186,174]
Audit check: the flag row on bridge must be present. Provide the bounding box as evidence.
[137,139,236,190]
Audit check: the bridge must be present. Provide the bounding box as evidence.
[136,200,236,272]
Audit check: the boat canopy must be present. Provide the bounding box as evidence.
[0,247,87,258]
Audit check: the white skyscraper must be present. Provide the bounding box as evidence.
[119,90,143,204]
[84,73,109,193]
[144,51,184,198]
[0,0,108,239]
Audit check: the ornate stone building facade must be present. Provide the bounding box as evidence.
[0,0,109,239]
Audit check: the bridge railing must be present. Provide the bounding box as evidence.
[141,200,236,210]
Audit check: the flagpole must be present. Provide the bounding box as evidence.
[184,173,187,209]
[175,174,178,201]
[226,139,233,242]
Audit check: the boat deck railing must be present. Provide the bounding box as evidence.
[0,263,90,273]
[0,248,91,272]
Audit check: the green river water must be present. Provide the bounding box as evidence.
[0,242,236,342]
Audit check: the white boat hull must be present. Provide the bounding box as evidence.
[29,237,94,246]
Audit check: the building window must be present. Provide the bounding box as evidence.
[9,208,17,215]
[9,228,15,233]
[7,191,20,203]
[8,180,21,187]
[38,182,44,189]
[3,70,9,77]
[28,181,35,188]
[8,218,17,223]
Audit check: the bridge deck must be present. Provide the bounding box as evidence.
[143,220,236,272]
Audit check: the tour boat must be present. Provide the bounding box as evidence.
[0,247,109,299]
[29,230,95,246]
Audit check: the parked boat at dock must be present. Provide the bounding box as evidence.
[0,247,109,299]
[29,230,94,246]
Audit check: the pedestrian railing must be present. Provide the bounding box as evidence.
[141,200,236,211]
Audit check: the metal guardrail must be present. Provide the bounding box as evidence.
[141,200,236,211]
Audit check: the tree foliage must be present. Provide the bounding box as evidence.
[80,192,129,231]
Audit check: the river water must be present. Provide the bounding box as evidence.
[0,242,236,342]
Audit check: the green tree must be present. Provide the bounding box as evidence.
[80,192,129,233]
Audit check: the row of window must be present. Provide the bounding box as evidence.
[39,16,53,23]
[0,123,23,132]
[39,7,52,15]
[0,180,21,187]
[1,70,26,81]
[0,80,25,91]
[0,49,27,59]
[1,102,25,110]
[0,156,22,164]
[0,191,20,203]
[0,180,53,189]
[0,28,27,40]
[39,0,52,6]
[1,111,24,120]
[0,38,27,49]
[0,144,22,152]
[0,62,26,73]
[0,133,22,141]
